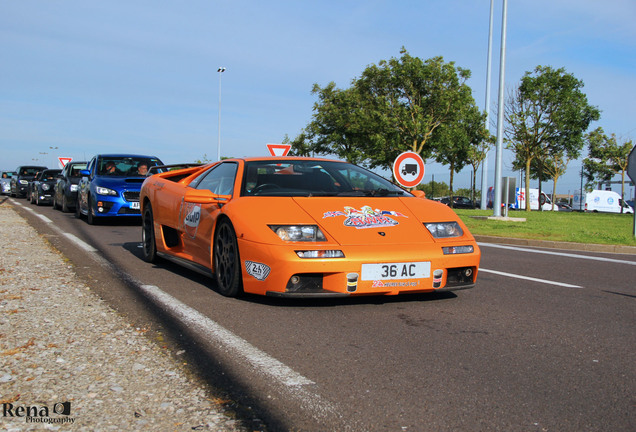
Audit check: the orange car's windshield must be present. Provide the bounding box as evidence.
[241,160,410,197]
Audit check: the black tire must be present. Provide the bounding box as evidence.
[87,195,97,225]
[141,203,157,263]
[75,198,83,219]
[61,194,70,213]
[213,219,242,297]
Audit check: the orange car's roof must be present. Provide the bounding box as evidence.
[224,156,347,163]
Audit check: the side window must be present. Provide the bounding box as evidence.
[195,163,238,196]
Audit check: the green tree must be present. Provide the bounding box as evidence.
[543,152,570,211]
[293,48,487,184]
[291,83,373,164]
[417,180,449,199]
[583,128,633,212]
[505,66,600,211]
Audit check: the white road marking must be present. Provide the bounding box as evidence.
[62,233,97,252]
[479,268,583,288]
[138,284,341,421]
[139,284,313,386]
[478,242,636,266]
[17,204,52,223]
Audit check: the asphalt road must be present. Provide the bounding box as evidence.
[8,197,636,432]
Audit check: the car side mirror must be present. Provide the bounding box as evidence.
[412,190,426,199]
[184,189,231,204]
[79,170,90,177]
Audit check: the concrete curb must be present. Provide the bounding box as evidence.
[474,235,636,255]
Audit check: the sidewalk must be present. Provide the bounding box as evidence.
[0,203,248,431]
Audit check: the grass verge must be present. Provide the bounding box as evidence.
[454,209,636,247]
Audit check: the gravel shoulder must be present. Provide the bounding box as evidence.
[0,202,248,431]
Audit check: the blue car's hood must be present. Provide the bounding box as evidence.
[94,176,145,191]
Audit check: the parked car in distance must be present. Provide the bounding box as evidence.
[556,202,572,212]
[10,165,48,198]
[53,161,87,212]
[440,196,477,209]
[76,154,163,224]
[1,171,16,195]
[30,169,62,206]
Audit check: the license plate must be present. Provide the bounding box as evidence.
[130,202,140,210]
[361,262,430,281]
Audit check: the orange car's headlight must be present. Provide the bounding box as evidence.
[424,222,463,238]
[269,225,327,242]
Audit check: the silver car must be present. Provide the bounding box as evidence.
[1,171,16,195]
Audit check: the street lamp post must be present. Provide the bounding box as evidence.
[217,67,226,162]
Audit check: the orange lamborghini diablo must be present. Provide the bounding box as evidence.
[140,157,480,298]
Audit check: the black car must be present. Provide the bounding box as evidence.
[10,165,48,198]
[27,170,45,202]
[29,169,62,206]
[53,161,87,212]
[440,196,477,209]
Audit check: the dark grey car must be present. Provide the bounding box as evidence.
[53,161,87,212]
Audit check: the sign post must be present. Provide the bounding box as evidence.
[627,145,636,238]
[392,151,425,189]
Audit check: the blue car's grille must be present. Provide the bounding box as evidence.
[123,191,140,202]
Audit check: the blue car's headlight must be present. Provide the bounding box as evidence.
[96,186,118,196]
[269,225,327,242]
[424,222,463,238]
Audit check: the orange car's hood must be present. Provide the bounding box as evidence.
[293,197,433,246]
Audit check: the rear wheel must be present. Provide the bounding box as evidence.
[213,219,242,297]
[142,204,157,263]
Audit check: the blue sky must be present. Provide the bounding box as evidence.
[2,0,635,197]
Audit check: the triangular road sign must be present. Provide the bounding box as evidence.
[266,143,291,157]
[58,157,73,168]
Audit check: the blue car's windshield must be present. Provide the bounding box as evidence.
[98,157,162,177]
[241,160,411,197]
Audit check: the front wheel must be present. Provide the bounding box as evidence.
[62,194,70,213]
[213,219,242,297]
[142,204,157,263]
[86,195,97,225]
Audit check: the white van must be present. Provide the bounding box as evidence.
[512,188,558,211]
[573,190,634,214]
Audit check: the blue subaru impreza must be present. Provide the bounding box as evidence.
[76,154,163,224]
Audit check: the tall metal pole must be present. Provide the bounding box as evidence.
[493,0,508,217]
[217,67,226,162]
[480,0,495,210]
